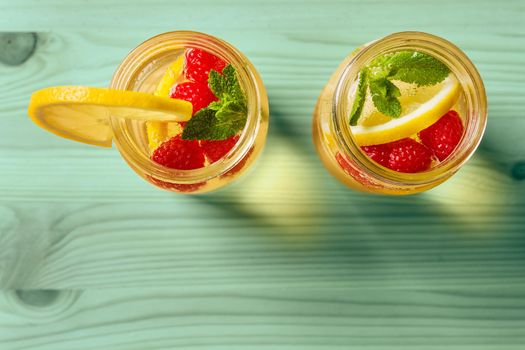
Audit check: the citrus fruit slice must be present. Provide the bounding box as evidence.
[147,55,185,151]
[154,55,185,97]
[351,76,461,146]
[28,86,192,147]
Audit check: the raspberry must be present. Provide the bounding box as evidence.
[388,138,433,173]
[418,110,464,161]
[151,135,205,170]
[336,152,377,187]
[361,144,391,167]
[170,81,217,116]
[362,138,432,173]
[222,146,254,178]
[147,175,206,193]
[200,135,239,163]
[184,48,227,83]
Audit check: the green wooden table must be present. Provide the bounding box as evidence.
[1,0,525,348]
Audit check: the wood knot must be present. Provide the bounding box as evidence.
[6,290,80,321]
[15,290,60,307]
[0,32,37,66]
[511,162,525,180]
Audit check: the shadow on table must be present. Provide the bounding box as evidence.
[189,100,525,289]
[193,97,524,240]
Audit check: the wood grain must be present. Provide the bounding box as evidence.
[1,288,525,349]
[0,0,524,348]
[1,196,525,289]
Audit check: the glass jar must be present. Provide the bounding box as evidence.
[110,31,269,193]
[312,32,487,195]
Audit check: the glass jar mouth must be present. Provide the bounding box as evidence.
[333,31,488,187]
[109,31,263,184]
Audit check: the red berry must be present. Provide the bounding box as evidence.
[151,135,205,170]
[170,81,217,116]
[147,175,206,193]
[336,152,377,187]
[388,138,433,173]
[362,138,432,173]
[336,152,357,175]
[184,48,227,83]
[222,146,254,178]
[418,110,464,161]
[361,144,391,167]
[200,135,239,163]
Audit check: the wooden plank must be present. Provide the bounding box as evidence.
[1,0,524,33]
[1,198,524,288]
[1,288,525,349]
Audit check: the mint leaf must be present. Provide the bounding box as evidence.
[348,49,450,124]
[349,70,368,126]
[182,108,242,141]
[215,100,246,122]
[181,64,247,141]
[369,78,401,118]
[209,64,245,104]
[369,78,387,97]
[387,51,450,86]
[371,94,401,118]
[373,78,401,98]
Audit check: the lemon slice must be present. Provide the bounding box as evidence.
[147,55,185,151]
[28,86,192,148]
[351,76,460,146]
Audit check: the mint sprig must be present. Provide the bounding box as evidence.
[349,50,450,125]
[387,51,450,86]
[208,64,245,104]
[182,64,247,141]
[181,108,245,140]
[349,70,368,125]
[369,78,401,118]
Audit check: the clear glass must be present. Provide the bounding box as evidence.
[110,31,269,193]
[313,32,487,195]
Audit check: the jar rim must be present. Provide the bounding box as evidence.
[332,31,488,187]
[109,31,263,184]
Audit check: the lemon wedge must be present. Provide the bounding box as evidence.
[351,76,461,146]
[154,55,185,97]
[146,55,186,151]
[28,86,192,148]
